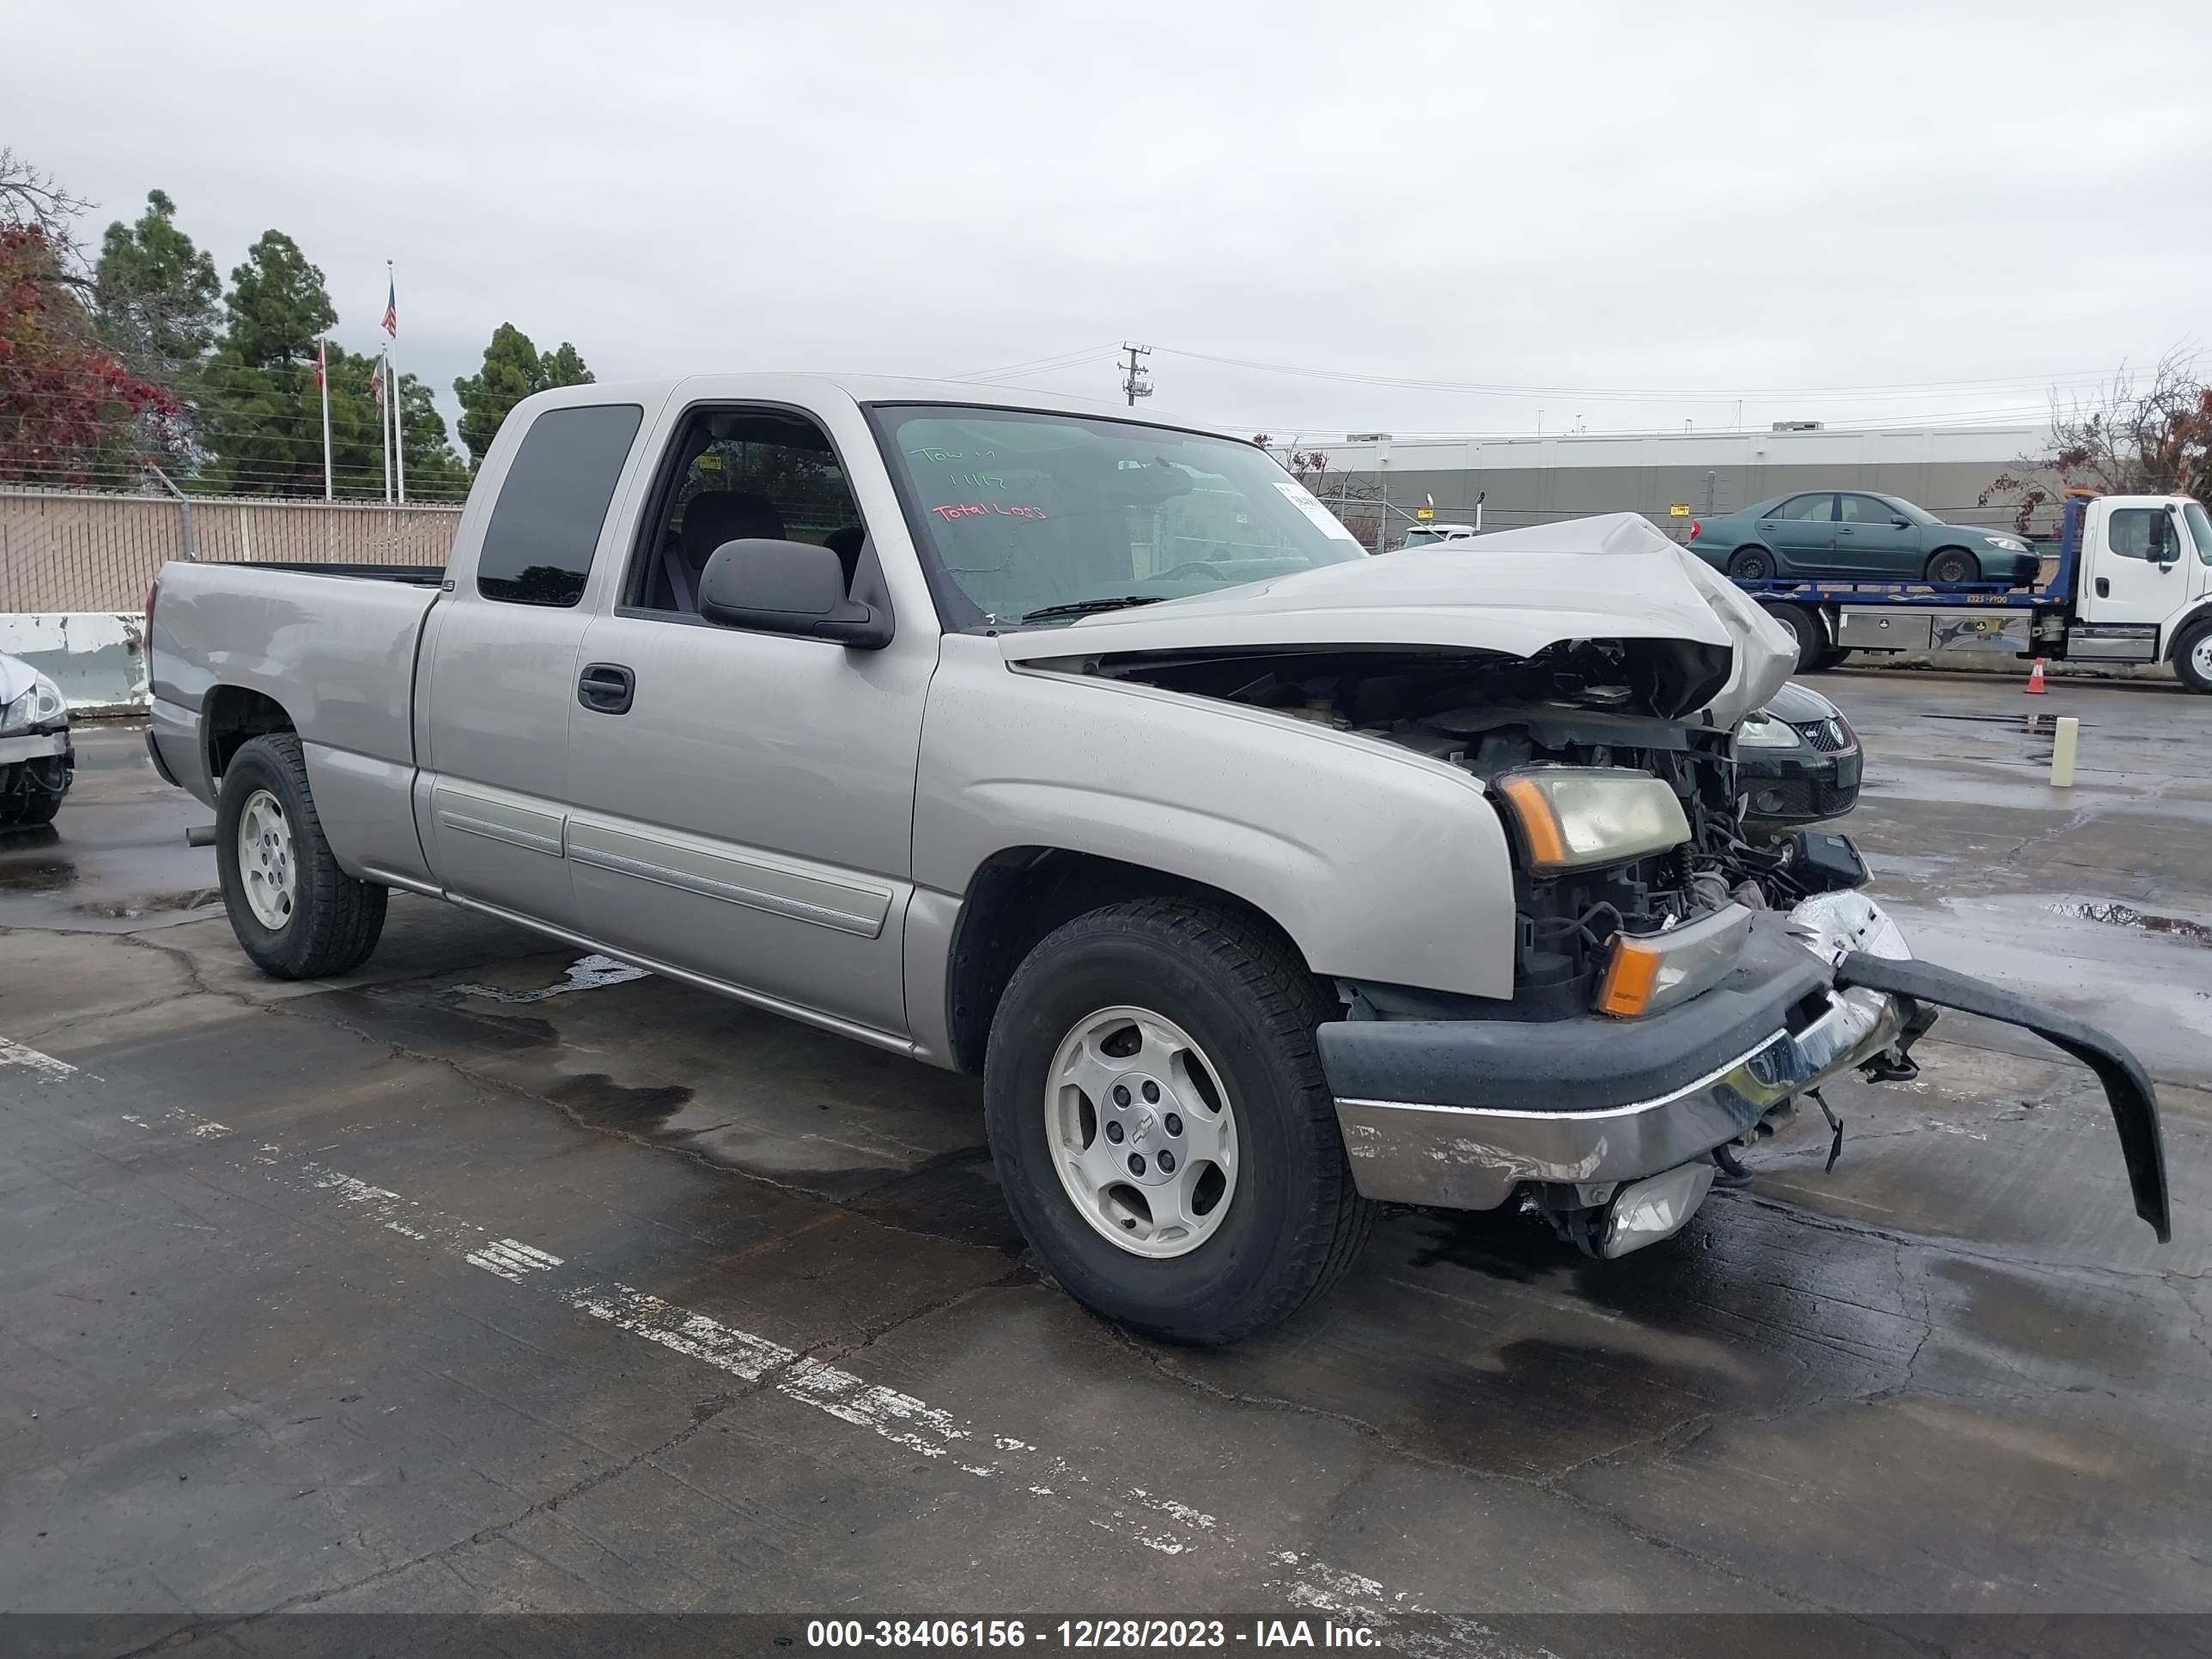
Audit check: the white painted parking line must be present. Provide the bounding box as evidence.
[111,1099,1526,1651]
[1,1036,81,1080]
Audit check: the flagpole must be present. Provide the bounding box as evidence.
[379,352,392,504]
[388,261,405,505]
[318,339,333,501]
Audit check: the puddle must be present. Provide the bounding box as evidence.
[0,855,76,893]
[450,954,650,1004]
[74,889,222,920]
[2053,900,2212,947]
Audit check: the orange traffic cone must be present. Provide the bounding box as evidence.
[2025,658,2048,694]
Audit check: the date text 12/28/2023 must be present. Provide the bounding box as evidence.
[804,1618,1382,1649]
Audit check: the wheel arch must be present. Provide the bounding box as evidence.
[2165,603,2212,661]
[942,846,1307,1076]
[203,684,298,787]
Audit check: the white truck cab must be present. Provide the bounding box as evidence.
[1397,523,1480,550]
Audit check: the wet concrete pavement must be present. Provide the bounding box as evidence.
[3,678,2208,1646]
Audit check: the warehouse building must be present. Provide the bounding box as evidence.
[1291,422,2053,548]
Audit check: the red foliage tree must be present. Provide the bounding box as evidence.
[1,223,177,486]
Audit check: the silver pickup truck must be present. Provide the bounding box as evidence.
[146,376,2170,1342]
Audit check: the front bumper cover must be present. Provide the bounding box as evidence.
[1322,893,2170,1241]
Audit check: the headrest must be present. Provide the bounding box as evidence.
[681,491,786,563]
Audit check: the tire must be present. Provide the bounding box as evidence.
[2174,617,2212,695]
[1925,548,1978,585]
[216,733,387,979]
[1811,646,1851,673]
[1759,602,1825,673]
[1726,546,1776,580]
[983,897,1375,1345]
[1,786,62,828]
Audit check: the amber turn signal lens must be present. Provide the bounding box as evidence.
[1492,773,1569,868]
[1595,936,1665,1018]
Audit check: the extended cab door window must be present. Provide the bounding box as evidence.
[477,404,645,606]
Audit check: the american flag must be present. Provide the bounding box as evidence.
[369,353,386,406]
[380,276,397,337]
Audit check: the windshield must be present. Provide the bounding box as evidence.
[873,405,1368,627]
[2185,501,2212,564]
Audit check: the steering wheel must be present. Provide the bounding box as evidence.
[1154,561,1233,582]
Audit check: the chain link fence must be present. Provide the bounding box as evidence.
[1,487,464,612]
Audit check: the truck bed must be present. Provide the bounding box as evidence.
[147,561,442,814]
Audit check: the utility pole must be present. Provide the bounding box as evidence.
[1121,343,1152,408]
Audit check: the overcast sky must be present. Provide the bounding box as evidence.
[20,0,2210,447]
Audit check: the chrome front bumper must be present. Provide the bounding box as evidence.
[1332,893,1911,1213]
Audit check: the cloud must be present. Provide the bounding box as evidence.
[22,0,2211,441]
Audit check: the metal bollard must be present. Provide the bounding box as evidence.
[2050,715,2079,787]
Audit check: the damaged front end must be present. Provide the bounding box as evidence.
[1088,636,2170,1259]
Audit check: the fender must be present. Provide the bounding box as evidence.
[912,634,1519,1000]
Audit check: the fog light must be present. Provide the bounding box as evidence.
[1602,1160,1716,1258]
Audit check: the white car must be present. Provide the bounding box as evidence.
[0,653,73,828]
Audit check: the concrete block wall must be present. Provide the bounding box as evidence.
[0,613,150,714]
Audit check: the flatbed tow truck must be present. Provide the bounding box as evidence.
[1723,489,2212,692]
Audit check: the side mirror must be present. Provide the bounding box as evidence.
[2146,514,2175,566]
[697,538,892,648]
[1890,515,1911,529]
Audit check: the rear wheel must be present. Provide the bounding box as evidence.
[1759,602,1825,673]
[983,898,1374,1345]
[1727,546,1777,580]
[1925,548,1978,585]
[216,733,387,979]
[2174,618,2212,695]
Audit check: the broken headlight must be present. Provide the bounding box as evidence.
[0,671,66,733]
[1492,766,1691,875]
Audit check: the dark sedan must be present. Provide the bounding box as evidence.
[1737,680,1860,834]
[1691,490,2039,586]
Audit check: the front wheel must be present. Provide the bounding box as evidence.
[1925,548,1978,585]
[216,733,387,979]
[983,898,1374,1345]
[2175,618,2212,695]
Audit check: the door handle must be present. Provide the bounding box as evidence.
[577,662,635,715]
[2094,578,2109,598]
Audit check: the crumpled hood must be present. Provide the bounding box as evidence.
[1000,512,1796,726]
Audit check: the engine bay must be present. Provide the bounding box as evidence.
[1090,638,1868,1015]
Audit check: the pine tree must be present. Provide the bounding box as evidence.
[200,231,468,499]
[453,322,593,464]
